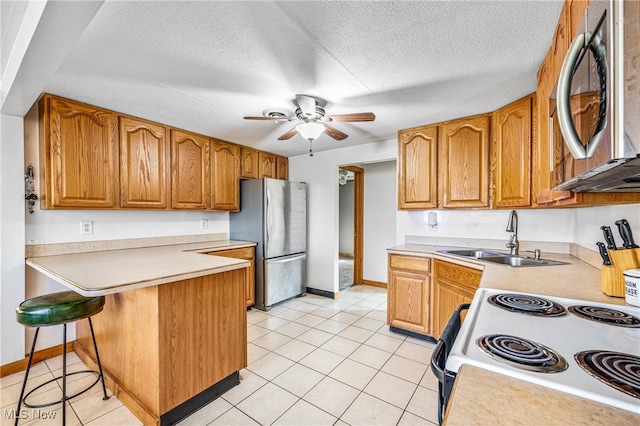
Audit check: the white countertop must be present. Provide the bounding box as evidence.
[26,240,256,296]
[388,243,626,305]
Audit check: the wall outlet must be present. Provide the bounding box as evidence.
[200,219,208,229]
[80,221,93,235]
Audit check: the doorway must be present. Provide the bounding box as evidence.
[338,166,363,290]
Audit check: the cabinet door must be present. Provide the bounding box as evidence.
[397,125,438,209]
[440,115,490,208]
[42,95,118,208]
[387,255,431,335]
[120,117,169,209]
[171,129,210,210]
[276,155,289,180]
[211,139,240,211]
[432,260,481,339]
[210,247,255,307]
[492,96,532,208]
[240,147,259,179]
[259,151,277,178]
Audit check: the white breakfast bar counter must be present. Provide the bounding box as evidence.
[26,240,256,426]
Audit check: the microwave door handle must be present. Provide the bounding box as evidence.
[557,32,608,160]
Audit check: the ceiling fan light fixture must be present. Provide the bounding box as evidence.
[296,122,325,141]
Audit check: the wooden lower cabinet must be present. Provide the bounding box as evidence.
[387,254,432,335]
[432,259,482,339]
[74,268,248,425]
[209,246,255,307]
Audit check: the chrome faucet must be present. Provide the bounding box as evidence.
[505,210,519,255]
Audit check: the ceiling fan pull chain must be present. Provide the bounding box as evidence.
[309,140,314,157]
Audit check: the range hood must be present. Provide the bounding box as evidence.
[554,156,640,192]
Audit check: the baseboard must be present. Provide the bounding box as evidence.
[305,287,339,299]
[0,342,74,378]
[360,280,387,289]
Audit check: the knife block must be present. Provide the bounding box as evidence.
[602,248,640,297]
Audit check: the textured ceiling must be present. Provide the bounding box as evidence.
[45,0,564,157]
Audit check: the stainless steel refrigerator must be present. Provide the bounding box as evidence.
[230,178,307,311]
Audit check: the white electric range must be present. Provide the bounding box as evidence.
[444,288,640,414]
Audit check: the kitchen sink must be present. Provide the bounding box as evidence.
[438,249,569,267]
[478,255,569,267]
[437,249,506,258]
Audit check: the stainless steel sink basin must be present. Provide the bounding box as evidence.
[437,249,506,258]
[438,249,569,267]
[478,255,569,267]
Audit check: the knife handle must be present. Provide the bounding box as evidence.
[596,242,612,265]
[614,219,639,249]
[600,226,617,250]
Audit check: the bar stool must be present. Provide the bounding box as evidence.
[15,291,109,425]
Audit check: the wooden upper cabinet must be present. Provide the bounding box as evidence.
[276,155,289,180]
[551,2,570,78]
[440,115,490,208]
[211,139,240,211]
[170,129,210,210]
[492,95,533,208]
[40,95,119,208]
[259,151,277,178]
[120,117,169,209]
[397,125,438,210]
[240,147,259,179]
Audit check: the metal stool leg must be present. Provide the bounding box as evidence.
[88,317,108,400]
[15,327,40,426]
[62,323,67,425]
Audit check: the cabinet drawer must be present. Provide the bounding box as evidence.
[434,260,481,288]
[389,254,431,273]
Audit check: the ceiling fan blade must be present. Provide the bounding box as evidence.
[324,112,376,122]
[278,127,299,140]
[296,94,316,117]
[243,116,291,122]
[322,123,348,141]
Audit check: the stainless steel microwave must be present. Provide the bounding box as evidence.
[550,0,640,192]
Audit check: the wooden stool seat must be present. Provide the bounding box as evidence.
[15,291,108,425]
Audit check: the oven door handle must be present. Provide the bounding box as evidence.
[556,31,608,160]
[430,303,470,382]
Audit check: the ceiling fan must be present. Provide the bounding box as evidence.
[243,94,375,156]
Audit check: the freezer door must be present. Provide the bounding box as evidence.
[263,253,306,308]
[264,179,307,258]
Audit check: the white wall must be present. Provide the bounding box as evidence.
[574,204,640,250]
[289,139,397,293]
[0,113,26,365]
[363,161,396,283]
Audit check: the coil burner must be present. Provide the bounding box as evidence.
[568,306,640,328]
[575,350,640,399]
[487,294,566,316]
[476,334,568,373]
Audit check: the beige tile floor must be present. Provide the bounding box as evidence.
[2,285,439,425]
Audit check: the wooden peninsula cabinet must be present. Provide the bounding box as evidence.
[387,254,432,335]
[209,246,255,307]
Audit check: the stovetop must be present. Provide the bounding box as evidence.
[446,288,640,414]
